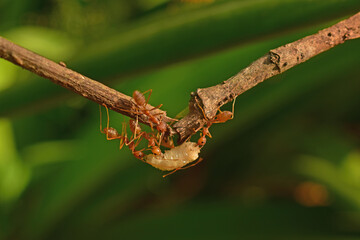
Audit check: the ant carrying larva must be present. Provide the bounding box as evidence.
[144,141,203,177]
[98,88,237,177]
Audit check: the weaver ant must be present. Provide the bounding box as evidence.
[132,90,163,126]
[118,120,147,160]
[143,132,162,155]
[99,104,122,141]
[196,97,236,147]
[99,104,146,160]
[129,117,162,155]
[133,89,173,147]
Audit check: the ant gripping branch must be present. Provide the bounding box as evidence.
[98,89,237,178]
[132,89,174,149]
[196,97,236,147]
[99,104,122,141]
[100,104,145,159]
[129,117,162,156]
[119,120,146,160]
[132,90,163,127]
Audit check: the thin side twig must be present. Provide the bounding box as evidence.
[173,11,360,142]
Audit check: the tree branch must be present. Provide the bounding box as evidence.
[0,12,359,143]
[173,12,360,142]
[0,36,177,134]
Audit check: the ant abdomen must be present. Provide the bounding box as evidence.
[103,127,120,139]
[133,90,147,107]
[214,111,233,123]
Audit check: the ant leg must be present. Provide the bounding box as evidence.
[230,96,237,120]
[120,120,144,148]
[117,107,142,117]
[141,89,163,113]
[119,121,127,149]
[195,101,209,121]
[204,127,212,138]
[142,89,153,106]
[147,104,163,112]
[157,132,164,148]
[127,129,144,147]
[103,104,122,141]
[133,133,143,148]
[162,158,203,178]
[180,157,204,171]
[105,104,110,138]
[99,105,104,133]
[133,115,139,140]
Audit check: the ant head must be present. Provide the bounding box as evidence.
[156,121,167,133]
[197,135,207,146]
[152,147,162,155]
[161,136,174,148]
[134,151,144,159]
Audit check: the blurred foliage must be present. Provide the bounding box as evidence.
[0,0,360,239]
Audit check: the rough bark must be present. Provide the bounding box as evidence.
[173,12,360,142]
[0,36,177,134]
[0,12,359,142]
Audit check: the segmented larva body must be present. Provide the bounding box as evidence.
[145,142,201,171]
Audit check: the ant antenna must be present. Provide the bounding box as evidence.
[99,104,111,135]
[195,99,209,121]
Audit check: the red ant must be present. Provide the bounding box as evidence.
[127,138,145,160]
[143,132,162,155]
[119,120,146,160]
[129,118,162,156]
[99,104,122,141]
[132,90,169,138]
[196,97,236,147]
[132,90,163,126]
[100,104,146,160]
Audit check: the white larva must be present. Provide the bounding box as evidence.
[144,142,201,171]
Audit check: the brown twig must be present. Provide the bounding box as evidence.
[0,36,177,134]
[173,12,360,143]
[0,12,359,143]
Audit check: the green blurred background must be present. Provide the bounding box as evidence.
[0,0,360,239]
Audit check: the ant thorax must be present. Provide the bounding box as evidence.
[145,142,201,171]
